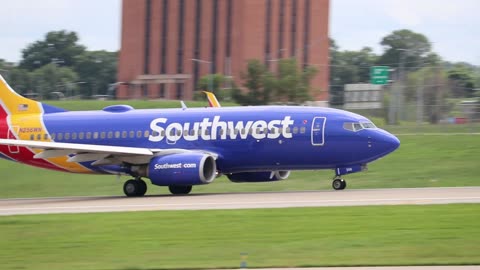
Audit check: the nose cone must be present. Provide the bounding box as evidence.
[378,130,400,155]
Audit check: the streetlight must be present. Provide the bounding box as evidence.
[191,58,213,92]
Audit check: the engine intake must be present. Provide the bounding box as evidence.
[227,170,291,183]
[147,153,216,186]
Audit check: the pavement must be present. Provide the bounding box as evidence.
[0,187,479,216]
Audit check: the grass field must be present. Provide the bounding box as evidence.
[1,134,479,198]
[0,204,478,270]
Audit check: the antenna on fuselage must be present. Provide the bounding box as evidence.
[180,101,187,110]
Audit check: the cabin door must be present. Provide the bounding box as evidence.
[311,117,326,146]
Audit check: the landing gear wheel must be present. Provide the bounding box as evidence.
[136,179,147,196]
[168,185,193,195]
[332,178,346,190]
[123,179,147,197]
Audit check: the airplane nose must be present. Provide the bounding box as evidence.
[379,131,400,154]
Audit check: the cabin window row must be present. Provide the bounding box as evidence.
[29,127,307,141]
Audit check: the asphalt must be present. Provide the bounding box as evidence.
[0,187,479,216]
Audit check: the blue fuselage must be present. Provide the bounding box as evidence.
[41,106,400,174]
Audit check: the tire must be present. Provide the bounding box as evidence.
[136,179,147,196]
[332,179,345,190]
[168,185,193,195]
[124,179,139,197]
[340,179,347,190]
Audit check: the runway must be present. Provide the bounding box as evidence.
[0,187,479,216]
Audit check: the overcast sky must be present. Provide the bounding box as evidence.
[1,0,479,65]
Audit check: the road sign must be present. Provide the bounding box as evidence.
[370,66,390,85]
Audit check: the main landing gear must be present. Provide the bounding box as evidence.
[332,177,347,190]
[123,178,147,197]
[168,185,193,195]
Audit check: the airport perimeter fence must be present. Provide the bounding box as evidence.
[342,103,480,135]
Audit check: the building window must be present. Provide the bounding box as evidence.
[303,0,311,67]
[265,0,272,66]
[278,0,285,59]
[193,0,202,90]
[211,0,218,73]
[144,0,152,74]
[291,0,297,56]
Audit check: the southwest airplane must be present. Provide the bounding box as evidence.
[0,76,399,197]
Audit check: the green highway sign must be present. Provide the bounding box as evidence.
[370,66,390,85]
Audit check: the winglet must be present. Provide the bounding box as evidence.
[202,91,221,107]
[180,101,187,110]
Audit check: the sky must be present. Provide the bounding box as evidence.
[1,0,479,65]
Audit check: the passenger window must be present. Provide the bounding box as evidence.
[219,129,224,136]
[293,127,299,134]
[300,127,306,134]
[108,131,113,139]
[100,132,106,139]
[79,132,84,139]
[152,131,159,137]
[144,130,150,138]
[44,134,49,140]
[51,133,56,140]
[86,132,92,139]
[115,131,120,138]
[72,133,77,140]
[65,133,70,140]
[93,132,99,139]
[58,133,63,140]
[30,134,34,140]
[37,134,41,140]
[204,129,210,136]
[122,131,127,138]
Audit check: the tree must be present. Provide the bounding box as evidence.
[195,73,230,101]
[73,50,117,97]
[275,58,317,103]
[19,30,86,71]
[447,63,476,98]
[378,29,431,70]
[233,59,273,105]
[30,64,79,98]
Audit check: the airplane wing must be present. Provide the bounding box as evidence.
[0,139,217,166]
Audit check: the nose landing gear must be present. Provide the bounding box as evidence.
[332,178,346,190]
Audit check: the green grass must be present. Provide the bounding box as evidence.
[1,134,479,198]
[0,204,478,270]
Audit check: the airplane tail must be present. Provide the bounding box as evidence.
[0,75,67,116]
[202,91,221,107]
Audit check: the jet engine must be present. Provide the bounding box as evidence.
[143,153,216,186]
[227,170,291,183]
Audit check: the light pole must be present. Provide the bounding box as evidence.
[191,58,213,93]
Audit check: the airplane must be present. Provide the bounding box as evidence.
[0,75,399,197]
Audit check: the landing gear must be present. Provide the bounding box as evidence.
[168,185,192,195]
[332,178,346,190]
[123,178,147,197]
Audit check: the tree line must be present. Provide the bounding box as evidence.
[0,29,478,109]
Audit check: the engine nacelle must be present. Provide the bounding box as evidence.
[147,153,216,186]
[227,170,291,183]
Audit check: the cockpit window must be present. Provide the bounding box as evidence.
[343,122,374,132]
[361,122,377,129]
